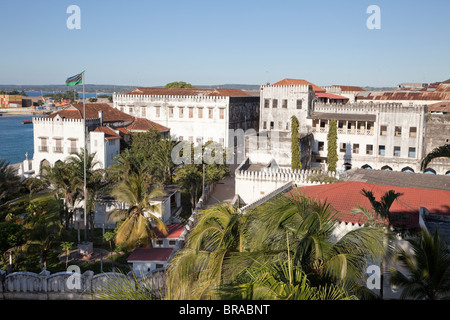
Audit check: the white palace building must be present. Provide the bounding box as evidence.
[253,78,449,176]
[112,87,260,149]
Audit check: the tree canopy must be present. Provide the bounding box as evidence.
[164,81,195,89]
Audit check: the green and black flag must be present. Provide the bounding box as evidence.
[65,71,84,86]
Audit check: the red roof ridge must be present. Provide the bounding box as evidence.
[272,78,325,92]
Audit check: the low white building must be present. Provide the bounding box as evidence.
[127,248,174,275]
[26,103,169,176]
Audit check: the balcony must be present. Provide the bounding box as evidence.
[38,146,48,152]
[53,147,63,153]
[68,147,78,154]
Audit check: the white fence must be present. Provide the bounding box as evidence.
[0,269,165,300]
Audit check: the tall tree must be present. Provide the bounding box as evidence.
[326,119,338,172]
[420,144,450,171]
[41,160,79,229]
[352,188,403,299]
[108,172,167,250]
[167,203,247,300]
[164,81,195,89]
[0,158,20,203]
[291,116,301,170]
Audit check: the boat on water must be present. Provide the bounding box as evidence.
[22,120,32,124]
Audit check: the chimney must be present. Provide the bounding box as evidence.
[98,110,103,127]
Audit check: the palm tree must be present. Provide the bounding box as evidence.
[359,189,404,224]
[67,149,108,237]
[167,194,386,300]
[22,202,62,270]
[166,203,247,300]
[221,259,358,300]
[108,172,167,249]
[152,135,177,184]
[0,158,20,203]
[421,144,450,171]
[41,160,79,229]
[174,164,203,209]
[389,227,450,300]
[60,241,73,269]
[352,188,403,299]
[248,192,386,292]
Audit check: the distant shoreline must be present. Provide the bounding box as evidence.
[0,108,50,117]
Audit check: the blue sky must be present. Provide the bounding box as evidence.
[0,0,449,87]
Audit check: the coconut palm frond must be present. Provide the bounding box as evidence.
[421,144,450,171]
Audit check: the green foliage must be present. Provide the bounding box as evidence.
[291,116,301,170]
[327,119,338,172]
[0,222,24,256]
[389,228,450,300]
[0,157,20,204]
[43,91,79,102]
[421,144,450,171]
[108,172,167,250]
[164,81,195,89]
[167,193,386,300]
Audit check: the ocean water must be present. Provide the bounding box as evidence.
[0,115,35,165]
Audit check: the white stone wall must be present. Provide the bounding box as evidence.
[32,116,119,174]
[235,166,341,205]
[113,93,231,147]
[259,84,315,134]
[0,269,165,300]
[311,103,428,173]
[32,116,87,173]
[89,131,120,170]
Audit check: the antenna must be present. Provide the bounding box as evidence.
[265,71,270,85]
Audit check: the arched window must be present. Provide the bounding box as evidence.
[424,168,437,175]
[445,171,450,176]
[362,164,372,170]
[401,167,414,173]
[39,159,51,175]
[381,165,392,171]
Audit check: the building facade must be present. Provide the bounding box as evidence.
[0,94,23,108]
[254,78,449,175]
[28,103,168,175]
[113,88,260,149]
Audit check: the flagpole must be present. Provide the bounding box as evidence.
[82,71,87,242]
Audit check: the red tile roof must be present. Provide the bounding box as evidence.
[125,87,251,97]
[331,85,365,92]
[428,101,450,113]
[315,92,349,100]
[153,224,184,239]
[47,103,135,123]
[291,181,450,229]
[127,248,173,262]
[357,83,450,101]
[126,117,169,132]
[93,126,121,140]
[272,79,325,92]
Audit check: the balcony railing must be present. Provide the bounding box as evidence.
[53,147,63,153]
[38,146,48,152]
[68,147,78,154]
[312,127,374,136]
